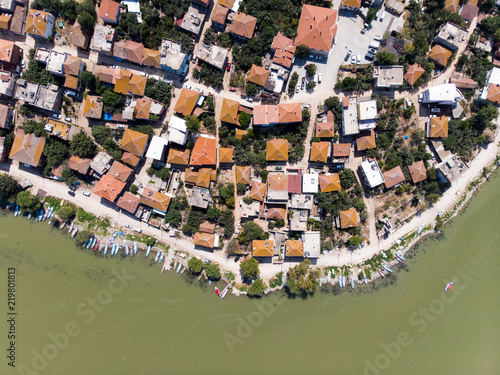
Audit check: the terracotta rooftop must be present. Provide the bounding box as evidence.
[333,143,350,158]
[127,74,147,96]
[218,0,235,7]
[460,3,478,22]
[286,240,304,257]
[339,208,358,229]
[319,174,341,192]
[268,174,288,191]
[486,84,500,104]
[220,97,239,124]
[190,136,217,166]
[98,0,120,22]
[199,221,215,234]
[184,168,198,184]
[295,4,338,52]
[0,39,21,65]
[211,3,229,25]
[121,152,140,167]
[93,173,126,202]
[140,188,172,213]
[445,0,459,12]
[107,160,133,182]
[267,207,286,221]
[429,45,452,66]
[26,9,52,37]
[428,116,449,138]
[9,129,45,167]
[70,23,89,49]
[116,191,140,214]
[235,166,251,185]
[64,75,79,90]
[342,0,361,7]
[167,148,190,165]
[288,174,302,194]
[408,160,427,184]
[120,128,148,156]
[235,129,247,139]
[356,131,376,151]
[227,12,257,39]
[141,48,161,68]
[134,97,152,120]
[64,55,82,76]
[247,64,270,87]
[383,166,406,189]
[271,32,296,68]
[266,139,288,161]
[249,180,267,201]
[254,104,279,125]
[403,64,425,85]
[219,147,233,163]
[68,155,91,175]
[195,168,212,188]
[252,240,274,257]
[316,111,335,137]
[174,88,200,116]
[278,103,302,123]
[193,232,215,248]
[310,142,330,162]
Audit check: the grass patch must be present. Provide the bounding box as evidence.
[269,272,283,288]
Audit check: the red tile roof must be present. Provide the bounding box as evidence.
[252,240,274,257]
[120,128,148,156]
[286,240,304,257]
[68,155,91,175]
[167,148,190,165]
[428,116,448,138]
[288,174,302,194]
[227,12,257,39]
[408,160,427,184]
[107,160,133,182]
[339,208,358,229]
[310,142,330,162]
[235,166,251,185]
[193,232,215,248]
[486,84,500,104]
[266,139,288,161]
[267,207,286,221]
[174,88,200,116]
[99,0,120,23]
[116,191,140,214]
[9,129,45,167]
[319,174,341,192]
[93,173,126,202]
[190,137,217,166]
[383,166,406,189]
[316,111,335,137]
[140,188,172,213]
[247,64,270,87]
[356,131,376,151]
[249,180,267,201]
[271,32,296,68]
[268,174,288,191]
[333,143,350,157]
[403,64,425,85]
[295,4,338,52]
[278,103,302,123]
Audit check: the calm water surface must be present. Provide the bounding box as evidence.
[1,174,500,374]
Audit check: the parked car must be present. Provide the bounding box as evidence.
[365,52,375,60]
[418,93,423,102]
[124,224,131,228]
[368,47,377,55]
[196,88,204,94]
[21,60,26,69]
[296,86,300,93]
[52,113,61,119]
[406,98,412,107]
[69,185,77,191]
[351,55,356,64]
[226,61,231,71]
[318,73,322,83]
[82,191,90,196]
[246,96,254,102]
[68,191,75,197]
[65,117,72,122]
[430,107,440,113]
[134,228,142,233]
[356,55,361,65]
[185,84,193,90]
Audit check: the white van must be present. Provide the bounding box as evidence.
[379,11,385,21]
[369,40,380,50]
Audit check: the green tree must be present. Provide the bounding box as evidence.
[0,174,19,200]
[307,80,316,90]
[156,168,170,181]
[286,259,320,295]
[247,278,267,297]
[101,90,125,113]
[367,7,377,23]
[238,112,251,128]
[61,166,77,186]
[75,230,91,246]
[237,183,247,194]
[144,79,171,106]
[188,257,203,274]
[240,257,260,279]
[205,263,221,280]
[80,71,98,93]
[245,82,260,97]
[339,169,356,189]
[77,12,95,32]
[295,44,309,58]
[184,115,200,133]
[219,183,235,202]
[306,64,317,76]
[16,190,41,212]
[376,51,398,65]
[348,236,364,247]
[70,133,97,158]
[207,205,220,221]
[59,204,77,222]
[238,221,264,244]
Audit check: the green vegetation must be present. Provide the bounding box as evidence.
[244,82,260,97]
[295,44,309,58]
[335,65,373,92]
[240,257,260,280]
[43,138,70,175]
[77,208,96,222]
[286,259,320,296]
[288,71,299,96]
[165,197,187,228]
[184,115,201,133]
[219,183,235,207]
[376,51,397,65]
[188,257,203,274]
[32,0,97,31]
[70,133,97,159]
[182,208,207,234]
[91,125,123,160]
[205,263,221,280]
[269,272,284,288]
[75,230,91,246]
[147,166,170,181]
[238,112,252,128]
[58,204,77,222]
[238,221,265,245]
[21,119,45,137]
[0,174,19,201]
[144,79,172,106]
[306,64,317,76]
[219,209,235,238]
[102,90,125,114]
[192,62,224,89]
[16,191,42,212]
[366,7,378,23]
[247,279,267,297]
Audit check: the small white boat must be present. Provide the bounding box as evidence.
[104,244,108,255]
[146,245,151,257]
[327,270,331,283]
[68,222,74,233]
[59,222,66,230]
[220,288,228,299]
[125,244,129,255]
[417,224,424,235]
[363,271,368,285]
[208,279,212,286]
[383,265,393,273]
[133,242,137,254]
[343,276,347,288]
[159,252,164,263]
[71,227,78,238]
[154,252,160,262]
[28,212,32,219]
[176,263,182,273]
[351,275,355,289]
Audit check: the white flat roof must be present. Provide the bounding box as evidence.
[168,116,188,145]
[423,84,461,103]
[342,97,359,136]
[302,173,319,193]
[487,67,500,85]
[146,136,169,160]
[358,99,378,121]
[302,231,320,258]
[360,159,384,188]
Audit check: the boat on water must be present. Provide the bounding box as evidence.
[396,256,404,263]
[221,288,228,299]
[111,243,116,256]
[68,222,73,233]
[378,269,385,278]
[38,209,43,221]
[71,227,78,238]
[154,251,160,262]
[327,270,331,283]
[363,271,368,285]
[83,239,89,248]
[28,212,32,219]
[14,205,19,216]
[351,276,355,289]
[176,263,182,273]
[383,265,393,273]
[60,222,66,230]
[111,232,118,241]
[125,244,129,255]
[94,240,100,251]
[208,279,212,286]
[343,276,347,288]
[215,287,221,297]
[159,252,164,263]
[133,242,137,254]
[396,252,405,261]
[86,238,93,249]
[104,244,108,255]
[417,224,424,234]
[319,278,323,287]
[444,282,454,291]
[146,245,151,257]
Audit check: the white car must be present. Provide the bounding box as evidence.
[406,98,412,107]
[196,88,204,94]
[357,55,361,65]
[185,84,193,90]
[82,191,90,196]
[318,73,322,84]
[296,86,300,93]
[351,55,356,64]
[124,224,131,228]
[418,93,423,102]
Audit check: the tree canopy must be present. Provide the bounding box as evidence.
[0,174,19,200]
[286,259,320,296]
[70,133,97,159]
[240,257,260,279]
[205,263,221,280]
[16,191,42,212]
[247,278,266,297]
[188,257,203,274]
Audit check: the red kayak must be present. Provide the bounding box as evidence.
[215,287,220,296]
[444,282,454,291]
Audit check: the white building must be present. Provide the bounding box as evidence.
[302,231,320,259]
[421,83,464,105]
[145,136,169,161]
[359,159,384,189]
[358,98,378,131]
[478,68,500,105]
[167,116,188,145]
[302,173,319,194]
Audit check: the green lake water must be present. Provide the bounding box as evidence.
[1,173,500,374]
